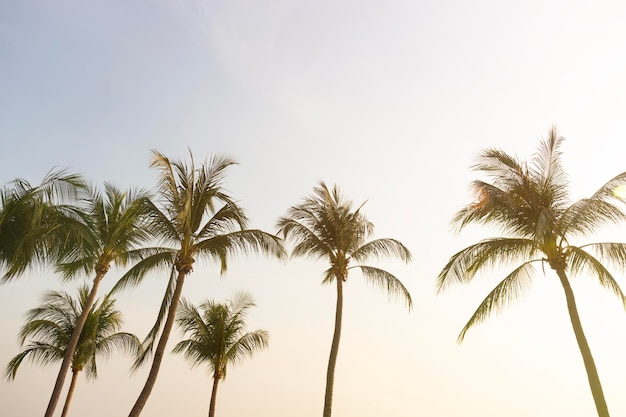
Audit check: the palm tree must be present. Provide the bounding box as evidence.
[277,182,412,417]
[116,151,285,417]
[5,285,141,417]
[0,168,85,280]
[173,292,269,417]
[436,128,626,417]
[41,183,153,417]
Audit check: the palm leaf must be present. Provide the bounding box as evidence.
[457,261,536,342]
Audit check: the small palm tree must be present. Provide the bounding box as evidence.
[437,128,626,417]
[118,151,284,417]
[5,285,141,417]
[173,292,269,417]
[277,182,412,417]
[41,183,153,417]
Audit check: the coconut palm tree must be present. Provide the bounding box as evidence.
[116,151,284,417]
[5,285,141,417]
[0,168,86,280]
[277,182,412,417]
[173,292,269,417]
[436,127,626,417]
[41,183,153,417]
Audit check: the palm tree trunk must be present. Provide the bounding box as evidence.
[128,271,186,417]
[44,271,106,417]
[323,277,343,417]
[208,373,220,417]
[60,369,79,417]
[556,269,610,417]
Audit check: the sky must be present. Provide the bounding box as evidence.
[2,1,626,416]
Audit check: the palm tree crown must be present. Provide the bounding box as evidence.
[5,285,141,417]
[173,292,269,417]
[277,181,412,417]
[123,151,284,417]
[437,127,626,417]
[0,169,86,281]
[41,183,154,417]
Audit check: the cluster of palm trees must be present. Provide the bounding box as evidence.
[1,151,412,417]
[3,128,626,417]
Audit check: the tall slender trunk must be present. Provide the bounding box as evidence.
[556,269,610,417]
[208,372,221,417]
[60,369,80,417]
[44,271,106,417]
[323,277,343,417]
[128,271,186,417]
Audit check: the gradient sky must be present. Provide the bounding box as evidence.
[3,1,626,416]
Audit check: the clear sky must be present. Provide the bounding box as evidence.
[2,1,626,416]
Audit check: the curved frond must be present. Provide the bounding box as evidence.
[351,238,412,263]
[579,242,626,272]
[562,197,626,238]
[110,250,177,294]
[356,265,412,310]
[458,261,536,342]
[437,238,538,293]
[132,268,179,370]
[196,230,285,275]
[277,217,331,260]
[567,246,626,306]
[5,342,64,380]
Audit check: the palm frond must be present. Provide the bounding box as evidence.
[458,261,536,342]
[356,265,412,309]
[277,217,331,260]
[196,230,285,274]
[110,250,177,294]
[579,242,626,272]
[351,238,412,263]
[567,246,626,306]
[437,238,538,293]
[132,268,179,370]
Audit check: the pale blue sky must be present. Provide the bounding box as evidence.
[3,1,626,416]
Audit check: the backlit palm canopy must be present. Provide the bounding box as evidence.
[437,127,626,417]
[5,285,141,417]
[0,169,86,280]
[277,182,412,417]
[173,292,269,417]
[42,183,154,417]
[121,151,284,417]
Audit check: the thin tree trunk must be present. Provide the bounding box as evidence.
[556,269,610,417]
[45,271,106,417]
[128,271,186,417]
[60,369,80,417]
[323,277,343,417]
[208,373,220,417]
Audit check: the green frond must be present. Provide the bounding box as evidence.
[458,261,536,342]
[356,265,412,310]
[132,268,179,370]
[277,217,331,260]
[567,246,626,306]
[5,342,64,380]
[351,238,412,263]
[437,238,538,293]
[196,230,285,275]
[579,242,626,272]
[110,250,177,294]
